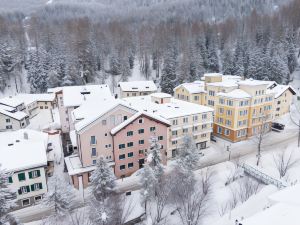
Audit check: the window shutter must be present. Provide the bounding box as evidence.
[18,173,25,181]
[8,177,13,183]
[37,170,41,177]
[31,184,35,191]
[39,183,43,190]
[29,171,32,179]
[18,189,22,195]
[26,186,30,192]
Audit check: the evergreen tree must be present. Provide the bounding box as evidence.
[109,50,122,76]
[139,165,157,208]
[90,157,116,202]
[177,135,200,171]
[148,136,164,179]
[160,41,178,94]
[0,165,16,225]
[42,175,75,219]
[222,48,235,75]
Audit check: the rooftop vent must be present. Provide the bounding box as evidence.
[16,140,20,143]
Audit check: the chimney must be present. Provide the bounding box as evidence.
[24,132,28,140]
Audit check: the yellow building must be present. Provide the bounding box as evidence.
[173,81,207,105]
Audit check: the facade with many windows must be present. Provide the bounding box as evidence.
[0,129,48,208]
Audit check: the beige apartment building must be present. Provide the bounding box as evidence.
[118,80,157,98]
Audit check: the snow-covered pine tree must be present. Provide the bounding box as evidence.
[90,157,116,202]
[148,136,164,179]
[177,135,200,171]
[109,50,122,76]
[0,165,16,225]
[42,175,75,219]
[160,40,178,94]
[139,164,157,210]
[222,47,235,75]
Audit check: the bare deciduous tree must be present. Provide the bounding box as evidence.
[273,150,298,178]
[237,177,260,203]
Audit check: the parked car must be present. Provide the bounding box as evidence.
[210,135,217,142]
[271,122,285,131]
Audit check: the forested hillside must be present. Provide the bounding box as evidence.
[0,0,298,94]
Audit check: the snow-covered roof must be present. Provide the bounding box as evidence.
[271,85,297,99]
[0,129,48,172]
[64,154,95,176]
[5,93,56,106]
[238,78,270,86]
[150,92,172,98]
[206,79,238,88]
[111,111,170,135]
[204,73,223,77]
[63,84,113,107]
[242,203,300,225]
[73,98,137,132]
[47,87,63,93]
[0,106,28,120]
[0,96,24,108]
[118,80,157,92]
[123,95,214,119]
[174,82,206,94]
[217,89,251,99]
[222,75,242,81]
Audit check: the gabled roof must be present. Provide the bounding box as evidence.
[0,129,48,172]
[111,111,170,135]
[217,89,251,99]
[118,80,157,92]
[0,96,24,108]
[0,105,28,120]
[272,85,296,99]
[73,99,138,132]
[174,81,206,94]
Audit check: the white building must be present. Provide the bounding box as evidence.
[48,85,113,133]
[0,105,29,131]
[0,129,49,208]
[123,93,214,158]
[118,80,157,98]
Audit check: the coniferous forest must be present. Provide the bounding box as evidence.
[0,0,299,94]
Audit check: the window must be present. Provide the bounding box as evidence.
[127,142,134,147]
[128,152,134,158]
[217,117,223,124]
[127,131,133,136]
[29,170,40,179]
[8,177,13,183]
[91,148,97,157]
[119,154,125,160]
[194,96,199,101]
[150,127,156,132]
[138,129,144,134]
[172,119,178,125]
[208,100,214,106]
[92,160,97,165]
[120,165,126,170]
[45,106,48,109]
[225,120,231,126]
[172,130,177,136]
[40,106,43,109]
[19,186,30,195]
[5,118,10,123]
[6,125,12,129]
[193,115,198,121]
[226,110,232,116]
[90,136,96,145]
[201,133,206,138]
[138,118,143,124]
[123,116,128,121]
[31,183,42,191]
[183,117,188,123]
[192,126,198,132]
[22,199,30,206]
[172,140,178,145]
[219,108,224,114]
[158,136,163,140]
[102,120,107,125]
[128,163,134,168]
[139,150,144,154]
[119,144,125,149]
[183,128,188,133]
[18,173,26,182]
[139,140,144,145]
[209,90,215,96]
[202,124,207,129]
[224,129,230,136]
[172,149,176,158]
[35,196,42,202]
[202,114,207,119]
[217,126,222,134]
[227,100,233,106]
[219,98,225,104]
